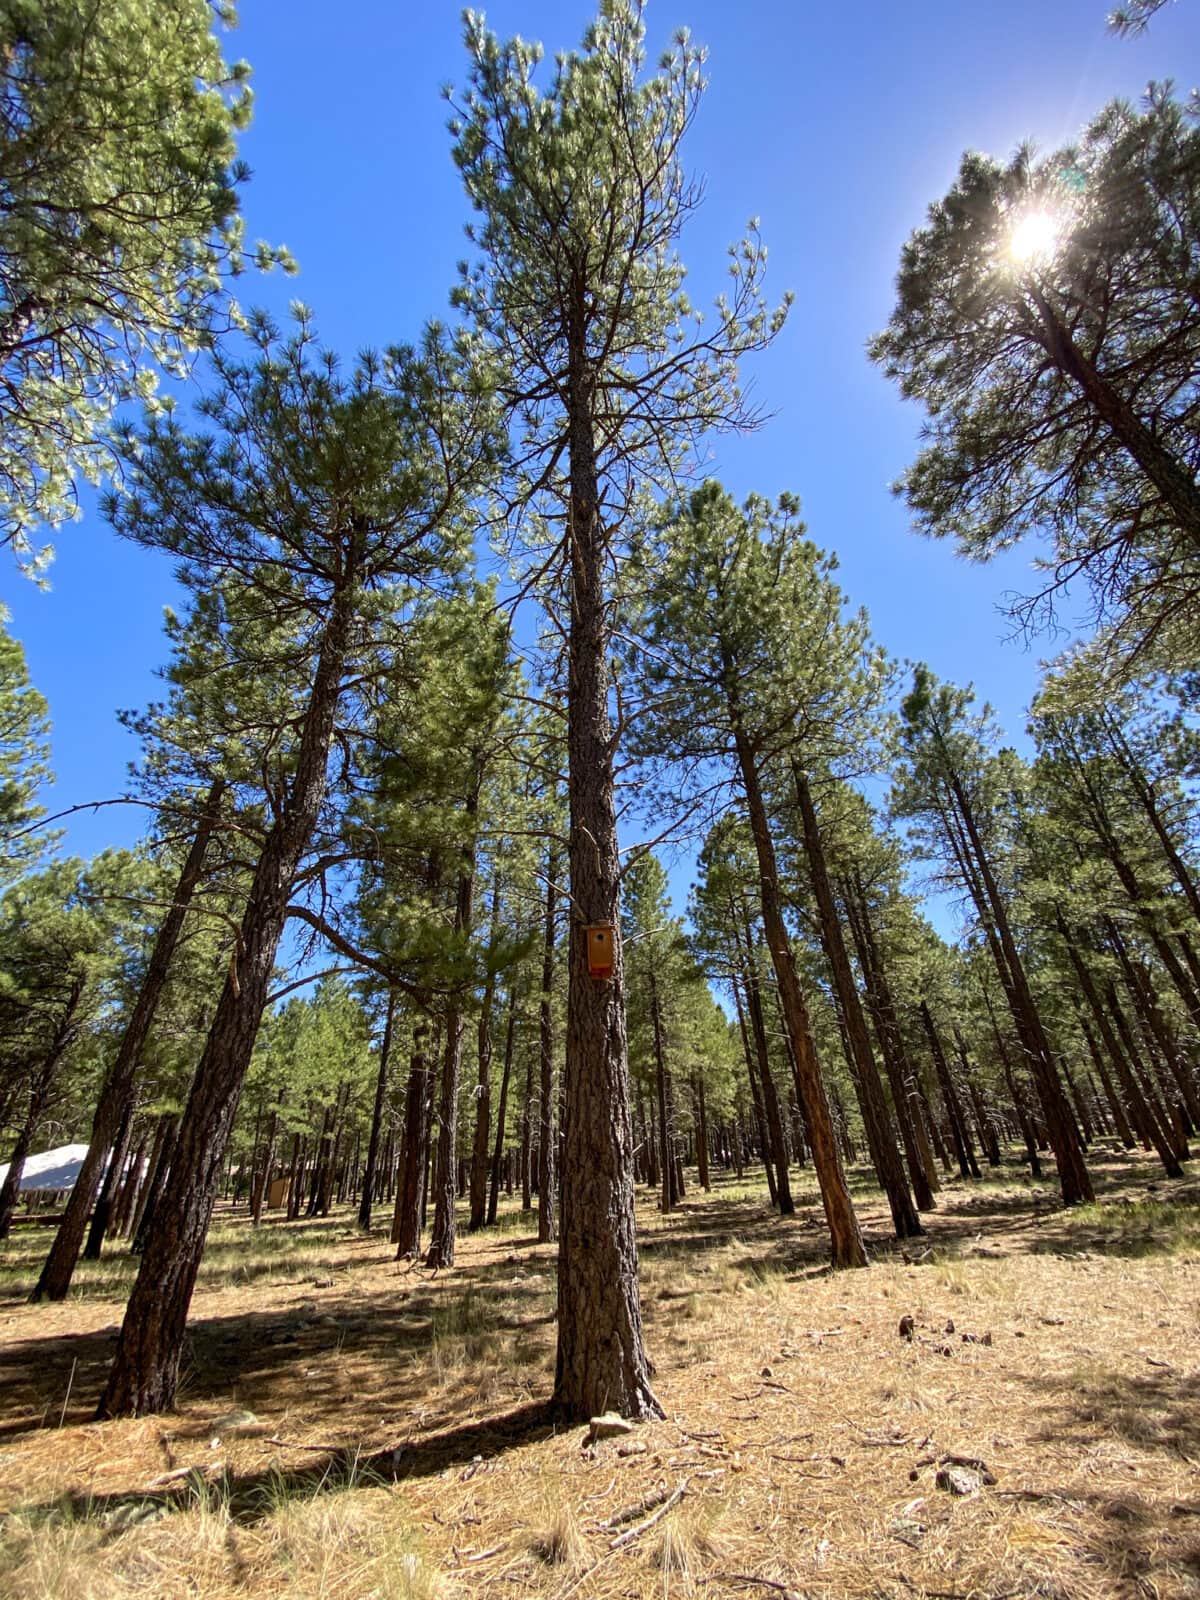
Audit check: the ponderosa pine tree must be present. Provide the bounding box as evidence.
[807,787,940,1211]
[0,615,52,883]
[95,314,500,1417]
[31,777,226,1300]
[789,770,924,1237]
[447,1,789,1418]
[892,668,1094,1204]
[0,851,156,1237]
[0,0,294,572]
[622,853,684,1214]
[1030,676,1200,1049]
[1108,1,1176,34]
[356,989,397,1231]
[464,739,546,1236]
[423,606,513,1271]
[871,88,1200,673]
[334,584,517,1267]
[690,818,791,1207]
[633,483,877,1266]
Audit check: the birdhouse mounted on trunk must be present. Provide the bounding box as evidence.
[585,923,615,980]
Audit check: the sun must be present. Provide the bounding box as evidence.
[1009,210,1061,265]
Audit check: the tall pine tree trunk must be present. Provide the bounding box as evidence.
[469,890,500,1232]
[732,731,866,1267]
[921,1003,979,1179]
[946,774,1092,1203]
[741,959,794,1214]
[393,1029,432,1256]
[693,1075,710,1191]
[488,992,517,1225]
[537,847,558,1244]
[794,768,921,1238]
[359,994,396,1230]
[34,780,225,1301]
[731,980,778,1206]
[842,876,937,1209]
[1058,911,1183,1177]
[650,968,675,1215]
[132,1115,178,1253]
[554,353,658,1421]
[96,589,352,1418]
[427,818,477,1269]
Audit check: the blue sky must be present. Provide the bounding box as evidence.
[3,0,1196,897]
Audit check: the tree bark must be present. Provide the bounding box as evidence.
[842,875,937,1209]
[359,994,396,1230]
[794,768,921,1237]
[488,991,517,1225]
[114,1131,150,1238]
[393,1029,432,1256]
[132,1116,178,1254]
[732,732,866,1266]
[129,1114,171,1245]
[731,981,778,1206]
[537,846,558,1243]
[553,340,659,1421]
[920,1003,979,1179]
[946,772,1092,1202]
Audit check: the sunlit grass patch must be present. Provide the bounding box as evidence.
[528,1482,584,1570]
[648,1498,727,1596]
[1062,1197,1200,1257]
[1,1467,436,1600]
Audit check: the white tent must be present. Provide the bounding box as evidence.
[0,1143,91,1193]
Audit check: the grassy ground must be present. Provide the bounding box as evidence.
[0,1144,1196,1599]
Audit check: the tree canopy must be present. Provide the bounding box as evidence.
[0,0,293,573]
[871,87,1200,676]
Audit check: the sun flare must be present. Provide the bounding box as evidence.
[1009,210,1060,264]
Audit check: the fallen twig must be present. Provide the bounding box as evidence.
[265,1435,348,1455]
[603,1483,675,1529]
[463,1544,504,1563]
[609,1481,686,1548]
[57,1358,77,1429]
[720,1574,803,1599]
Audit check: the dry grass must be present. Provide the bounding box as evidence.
[0,1146,1197,1599]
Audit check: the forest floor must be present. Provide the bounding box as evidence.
[0,1145,1196,1600]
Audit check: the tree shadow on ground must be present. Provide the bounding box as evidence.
[1021,1363,1200,1464]
[16,1399,561,1537]
[0,1259,556,1444]
[1009,1364,1200,1593]
[631,1149,1198,1288]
